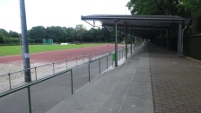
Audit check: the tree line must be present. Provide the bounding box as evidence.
[127,0,201,35]
[0,24,130,44]
[0,29,21,44]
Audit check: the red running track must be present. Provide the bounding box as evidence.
[0,44,124,64]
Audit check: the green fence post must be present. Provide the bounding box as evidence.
[66,60,68,69]
[122,49,124,58]
[88,62,91,82]
[34,67,37,81]
[131,44,132,54]
[76,57,78,66]
[118,51,120,60]
[107,55,108,69]
[121,49,123,59]
[134,44,135,51]
[112,53,115,61]
[112,54,113,62]
[27,86,32,113]
[71,70,73,94]
[99,58,101,74]
[112,53,115,65]
[53,63,55,74]
[8,73,12,90]
[83,55,85,64]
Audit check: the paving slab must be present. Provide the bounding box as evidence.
[119,96,153,113]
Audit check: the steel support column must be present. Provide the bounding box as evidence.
[115,20,118,67]
[131,35,132,54]
[181,26,184,56]
[135,37,137,44]
[166,29,169,50]
[20,0,31,82]
[125,25,128,59]
[178,24,182,56]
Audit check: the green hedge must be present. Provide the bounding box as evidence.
[1,37,35,44]
[3,37,20,44]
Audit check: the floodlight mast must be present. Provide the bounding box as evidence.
[19,0,31,82]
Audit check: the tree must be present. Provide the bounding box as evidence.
[127,0,187,16]
[9,30,19,38]
[127,0,157,15]
[65,27,75,42]
[182,0,201,34]
[28,26,46,43]
[182,0,201,16]
[0,29,9,37]
[126,0,200,34]
[82,28,94,42]
[0,32,4,43]
[46,26,67,42]
[75,24,87,42]
[102,27,111,42]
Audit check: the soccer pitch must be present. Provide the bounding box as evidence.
[0,43,104,56]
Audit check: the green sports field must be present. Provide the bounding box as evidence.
[0,43,104,56]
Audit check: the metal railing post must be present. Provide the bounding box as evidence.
[99,58,101,74]
[76,57,78,66]
[120,51,121,60]
[107,55,108,69]
[53,63,55,74]
[122,49,123,59]
[83,55,85,64]
[118,51,120,60]
[70,70,73,94]
[131,44,132,54]
[66,60,68,69]
[122,49,124,57]
[8,73,11,90]
[27,86,32,113]
[34,67,37,80]
[88,62,91,82]
[111,52,114,66]
[121,49,122,59]
[134,44,135,51]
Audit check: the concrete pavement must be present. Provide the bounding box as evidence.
[47,45,154,113]
[48,43,201,113]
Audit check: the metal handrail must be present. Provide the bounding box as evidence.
[0,47,115,77]
[1,43,140,90]
[0,47,121,91]
[0,69,73,113]
[0,42,145,113]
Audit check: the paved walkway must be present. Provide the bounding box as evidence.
[149,44,201,113]
[47,43,201,113]
[47,45,154,113]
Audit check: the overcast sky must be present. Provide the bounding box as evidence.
[0,0,131,33]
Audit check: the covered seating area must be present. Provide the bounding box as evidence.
[81,15,187,66]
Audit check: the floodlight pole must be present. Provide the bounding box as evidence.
[20,0,31,82]
[115,20,118,67]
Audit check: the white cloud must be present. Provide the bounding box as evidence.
[0,0,130,33]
